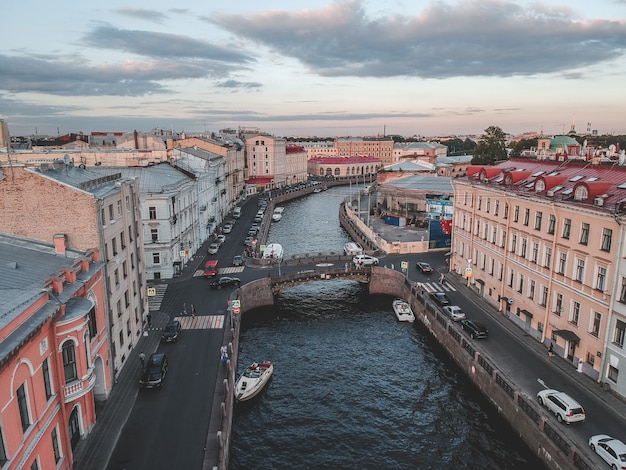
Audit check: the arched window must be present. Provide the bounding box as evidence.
[319,168,324,176]
[535,179,545,192]
[334,167,341,176]
[574,185,588,201]
[62,341,77,383]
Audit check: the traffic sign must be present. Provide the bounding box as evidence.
[147,287,156,297]
[231,300,240,309]
[401,261,408,270]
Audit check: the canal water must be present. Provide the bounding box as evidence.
[230,188,545,469]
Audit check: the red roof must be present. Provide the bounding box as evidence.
[246,177,274,184]
[308,155,380,164]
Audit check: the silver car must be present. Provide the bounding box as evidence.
[442,305,466,321]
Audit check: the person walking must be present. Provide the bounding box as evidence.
[139,351,146,368]
[191,304,196,318]
[182,303,188,316]
[220,345,228,364]
[548,342,554,357]
[146,313,152,327]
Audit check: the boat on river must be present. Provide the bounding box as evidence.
[392,299,415,322]
[272,207,284,222]
[263,243,284,261]
[235,361,274,401]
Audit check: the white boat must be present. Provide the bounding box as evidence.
[392,299,415,322]
[263,243,284,261]
[235,361,273,401]
[272,207,284,222]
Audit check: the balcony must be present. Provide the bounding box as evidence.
[63,369,96,403]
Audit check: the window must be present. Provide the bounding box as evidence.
[620,277,626,303]
[520,238,527,258]
[122,260,128,279]
[30,459,39,470]
[489,258,494,275]
[125,195,130,211]
[613,320,625,347]
[504,203,509,219]
[608,365,619,382]
[524,208,530,226]
[535,211,542,230]
[120,232,126,249]
[88,306,97,339]
[529,280,535,300]
[596,266,607,292]
[531,243,538,263]
[518,274,524,293]
[62,341,77,383]
[570,302,580,325]
[477,197,482,210]
[17,383,31,432]
[153,253,160,264]
[554,293,563,316]
[576,259,585,283]
[591,312,601,337]
[486,198,490,212]
[492,227,497,243]
[558,252,567,274]
[513,205,519,222]
[541,286,549,307]
[119,330,124,347]
[580,223,589,245]
[501,230,506,248]
[52,427,61,463]
[545,247,552,268]
[494,200,499,216]
[511,234,517,253]
[562,218,571,239]
[508,269,514,288]
[151,229,158,242]
[548,215,556,234]
[42,358,53,400]
[108,204,114,221]
[114,269,119,286]
[149,206,157,219]
[601,228,613,252]
[116,200,122,216]
[112,238,118,256]
[0,427,7,465]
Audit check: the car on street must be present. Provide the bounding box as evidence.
[460,319,488,339]
[537,389,585,424]
[588,434,626,469]
[352,254,379,266]
[222,223,233,234]
[161,320,182,343]
[416,262,433,273]
[216,234,226,245]
[244,236,254,246]
[232,255,244,266]
[208,243,220,255]
[209,276,241,289]
[431,292,450,306]
[139,353,168,389]
[254,215,263,223]
[442,305,466,321]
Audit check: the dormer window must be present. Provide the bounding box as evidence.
[574,185,588,201]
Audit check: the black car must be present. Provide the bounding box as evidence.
[232,255,244,266]
[161,320,181,343]
[416,262,433,273]
[139,353,168,389]
[461,319,489,339]
[431,292,450,306]
[209,276,241,289]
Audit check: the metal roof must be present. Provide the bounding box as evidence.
[381,174,454,194]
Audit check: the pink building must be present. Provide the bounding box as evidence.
[307,155,381,178]
[0,235,110,469]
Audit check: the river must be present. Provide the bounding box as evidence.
[230,187,545,469]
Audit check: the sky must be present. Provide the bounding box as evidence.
[1,0,626,138]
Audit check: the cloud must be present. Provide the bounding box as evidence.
[210,0,626,78]
[216,80,262,89]
[113,7,170,24]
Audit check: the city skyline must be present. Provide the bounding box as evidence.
[1,0,626,138]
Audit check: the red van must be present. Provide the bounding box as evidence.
[203,259,219,277]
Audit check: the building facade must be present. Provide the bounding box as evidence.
[335,136,394,166]
[451,158,626,396]
[307,155,381,179]
[0,235,109,470]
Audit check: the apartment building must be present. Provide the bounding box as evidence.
[451,157,626,396]
[335,136,394,166]
[0,162,148,378]
[0,234,109,470]
[284,144,309,185]
[245,134,285,187]
[307,155,380,178]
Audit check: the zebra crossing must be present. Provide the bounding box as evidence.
[148,284,168,311]
[174,315,225,330]
[416,281,457,293]
[193,266,245,277]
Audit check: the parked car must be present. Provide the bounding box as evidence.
[416,262,433,273]
[537,389,585,424]
[209,276,241,289]
[352,254,379,266]
[243,236,254,246]
[161,320,182,343]
[216,234,226,245]
[222,223,233,234]
[139,353,168,389]
[588,434,626,469]
[431,292,450,306]
[254,215,263,223]
[442,305,466,321]
[232,255,244,266]
[208,243,220,255]
[460,319,488,339]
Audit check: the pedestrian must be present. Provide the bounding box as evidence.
[220,345,228,364]
[139,351,146,368]
[345,262,349,273]
[548,342,554,357]
[182,303,188,316]
[391,263,394,270]
[146,313,152,327]
[191,304,196,318]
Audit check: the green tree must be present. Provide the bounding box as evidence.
[471,126,508,165]
[509,138,538,158]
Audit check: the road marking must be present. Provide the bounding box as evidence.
[417,282,457,293]
[148,284,168,311]
[175,315,224,329]
[315,263,334,267]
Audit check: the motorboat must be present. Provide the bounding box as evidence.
[235,361,274,401]
[263,243,284,261]
[392,299,415,322]
[272,207,284,222]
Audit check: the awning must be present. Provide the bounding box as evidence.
[519,309,533,318]
[554,329,580,343]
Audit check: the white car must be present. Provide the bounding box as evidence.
[222,223,233,234]
[352,254,379,266]
[217,234,226,245]
[208,243,220,255]
[536,389,585,424]
[442,305,466,321]
[588,435,626,469]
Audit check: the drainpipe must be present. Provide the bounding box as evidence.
[541,201,559,344]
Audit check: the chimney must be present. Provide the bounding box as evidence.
[53,234,68,255]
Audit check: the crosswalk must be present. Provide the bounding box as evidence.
[174,315,225,330]
[416,281,457,293]
[148,284,168,311]
[193,266,245,277]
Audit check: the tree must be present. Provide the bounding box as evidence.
[471,126,508,165]
[509,138,538,158]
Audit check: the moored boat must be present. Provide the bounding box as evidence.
[392,299,415,322]
[272,206,284,221]
[235,361,274,401]
[263,243,284,261]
